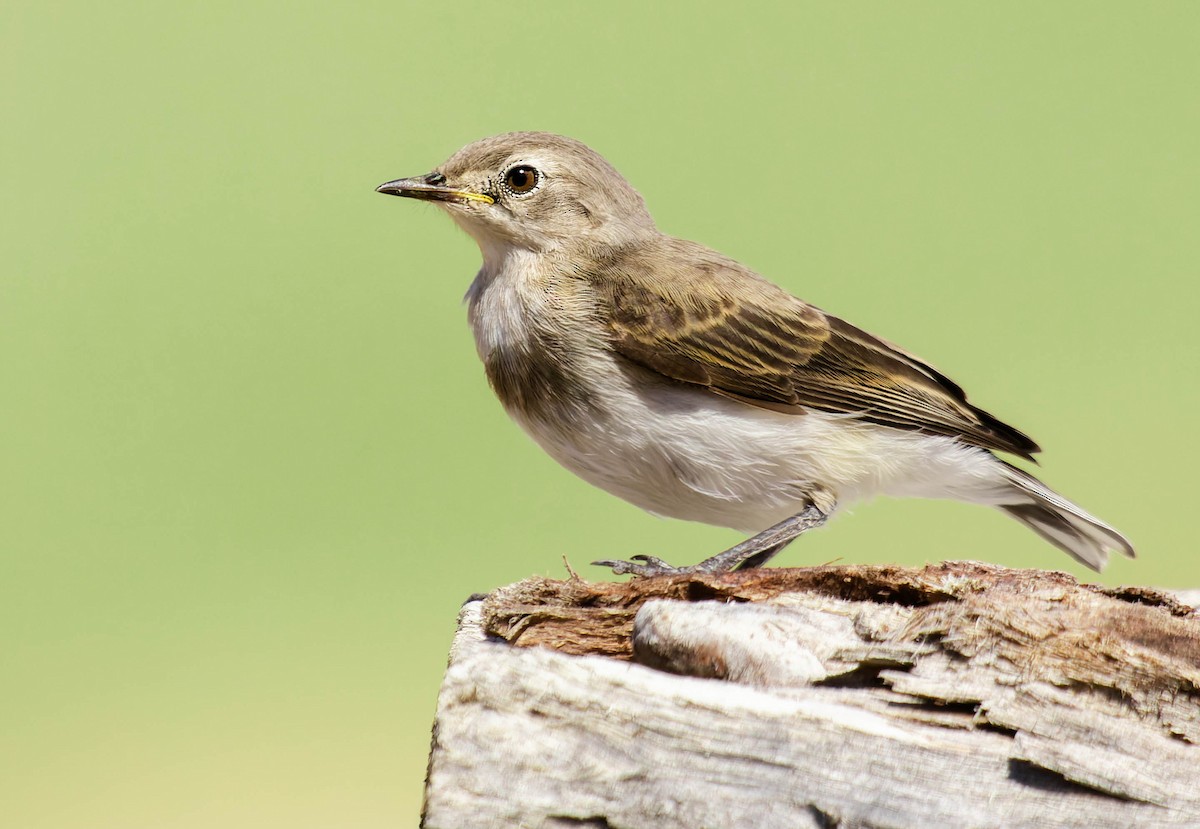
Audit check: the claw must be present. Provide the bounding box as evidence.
[629,554,671,568]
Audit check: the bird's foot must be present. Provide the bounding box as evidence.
[592,504,831,578]
[590,554,702,577]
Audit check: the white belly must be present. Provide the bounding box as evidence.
[507,351,1004,534]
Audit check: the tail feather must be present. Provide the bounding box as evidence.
[998,462,1135,572]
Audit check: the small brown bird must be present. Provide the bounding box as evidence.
[376,132,1134,575]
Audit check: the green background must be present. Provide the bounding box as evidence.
[3,2,1196,826]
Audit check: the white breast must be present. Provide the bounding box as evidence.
[465,251,540,359]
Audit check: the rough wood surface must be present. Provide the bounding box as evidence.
[421,561,1200,829]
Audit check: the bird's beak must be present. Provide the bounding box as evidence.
[375,175,494,205]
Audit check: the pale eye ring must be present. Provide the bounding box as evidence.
[503,164,541,196]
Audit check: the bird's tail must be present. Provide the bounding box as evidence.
[997,462,1135,572]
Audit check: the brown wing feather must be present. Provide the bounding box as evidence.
[591,238,1040,460]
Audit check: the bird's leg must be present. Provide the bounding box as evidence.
[733,539,795,571]
[593,503,828,577]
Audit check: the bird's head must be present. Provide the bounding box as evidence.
[376,132,656,259]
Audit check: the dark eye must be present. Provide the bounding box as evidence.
[504,165,540,195]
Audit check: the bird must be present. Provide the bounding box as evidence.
[376,132,1134,576]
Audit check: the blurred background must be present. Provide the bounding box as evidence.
[3,2,1196,826]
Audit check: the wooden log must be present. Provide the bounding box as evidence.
[420,561,1200,829]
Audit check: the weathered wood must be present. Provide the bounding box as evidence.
[421,561,1200,829]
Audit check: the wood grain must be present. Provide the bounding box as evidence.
[422,562,1200,828]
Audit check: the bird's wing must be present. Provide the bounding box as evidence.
[588,239,1039,460]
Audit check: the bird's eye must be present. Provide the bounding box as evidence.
[503,165,540,195]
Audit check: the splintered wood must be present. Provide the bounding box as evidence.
[422,561,1200,829]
